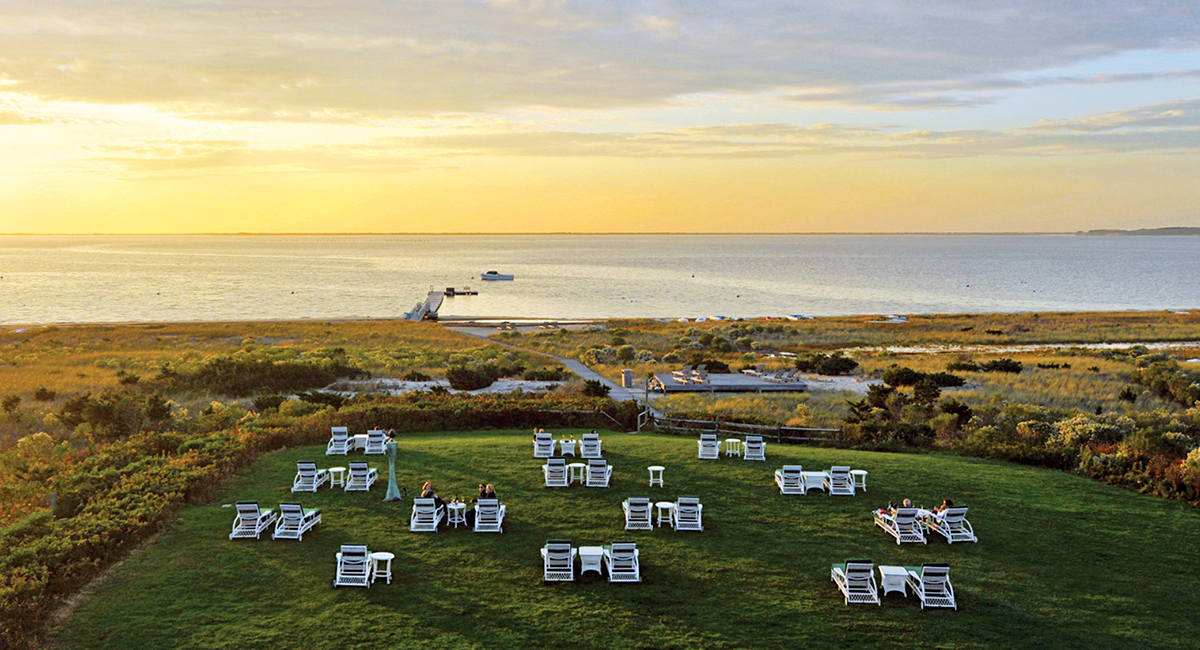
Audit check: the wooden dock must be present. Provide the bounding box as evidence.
[649,372,806,394]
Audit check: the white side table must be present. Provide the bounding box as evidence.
[655,501,676,528]
[850,469,868,491]
[328,467,346,489]
[351,434,369,451]
[559,440,576,456]
[370,551,395,584]
[567,463,587,485]
[801,471,826,493]
[724,438,742,457]
[447,502,466,528]
[878,565,907,596]
[578,546,604,575]
[647,465,665,487]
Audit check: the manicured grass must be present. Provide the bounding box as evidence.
[56,430,1199,650]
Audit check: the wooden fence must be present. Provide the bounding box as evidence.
[649,415,839,444]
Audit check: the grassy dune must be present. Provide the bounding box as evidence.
[54,430,1199,650]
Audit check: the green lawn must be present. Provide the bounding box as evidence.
[55,430,1199,650]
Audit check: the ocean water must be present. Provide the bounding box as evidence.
[1,234,1198,325]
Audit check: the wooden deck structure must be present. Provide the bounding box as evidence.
[649,372,806,394]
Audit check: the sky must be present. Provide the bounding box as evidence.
[1,0,1199,234]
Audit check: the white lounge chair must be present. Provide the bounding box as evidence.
[830,559,880,605]
[344,461,378,492]
[697,433,720,459]
[623,497,653,531]
[906,563,956,609]
[873,507,927,545]
[291,461,329,493]
[925,506,977,544]
[586,459,612,488]
[690,364,708,384]
[824,466,855,496]
[363,429,387,455]
[774,465,806,495]
[604,542,641,583]
[473,498,506,533]
[743,435,766,461]
[272,503,322,541]
[410,497,445,532]
[673,496,703,531]
[326,426,352,455]
[543,457,568,488]
[541,539,577,582]
[333,544,371,588]
[229,502,277,540]
[533,432,555,458]
[580,433,602,459]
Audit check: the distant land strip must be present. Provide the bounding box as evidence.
[1082,227,1200,236]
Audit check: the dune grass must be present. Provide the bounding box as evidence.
[54,430,1199,650]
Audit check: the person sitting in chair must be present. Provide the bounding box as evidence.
[465,483,488,527]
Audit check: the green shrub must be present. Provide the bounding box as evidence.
[251,394,288,412]
[446,367,495,391]
[32,387,56,402]
[403,370,432,381]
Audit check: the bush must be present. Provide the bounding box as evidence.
[795,352,858,375]
[251,394,288,412]
[1,395,19,413]
[403,370,432,382]
[523,368,567,381]
[32,387,57,402]
[582,380,611,397]
[445,367,495,391]
[171,354,369,397]
[980,358,1023,373]
[946,360,980,372]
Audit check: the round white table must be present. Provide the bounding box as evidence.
[724,438,742,457]
[447,502,466,528]
[647,465,665,487]
[370,551,395,584]
[655,501,676,528]
[850,469,868,491]
[327,467,346,488]
[567,462,587,484]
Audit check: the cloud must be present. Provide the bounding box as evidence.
[1,0,1197,118]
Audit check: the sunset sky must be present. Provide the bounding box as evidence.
[2,1,1199,233]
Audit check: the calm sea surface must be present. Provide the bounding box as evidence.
[1,235,1198,325]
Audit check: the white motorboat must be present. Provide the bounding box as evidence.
[480,270,514,281]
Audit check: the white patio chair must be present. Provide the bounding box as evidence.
[906,563,956,609]
[697,433,720,459]
[344,461,378,492]
[410,497,445,532]
[873,507,927,545]
[672,496,703,531]
[690,364,708,384]
[541,539,577,582]
[543,457,568,488]
[742,435,766,461]
[774,465,805,495]
[580,433,603,459]
[473,498,506,533]
[925,506,977,544]
[291,461,329,493]
[333,544,371,588]
[824,466,855,496]
[326,426,352,455]
[830,559,879,605]
[363,429,387,455]
[533,432,556,458]
[623,497,653,531]
[272,503,322,541]
[586,459,612,488]
[604,542,641,583]
[229,502,277,540]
